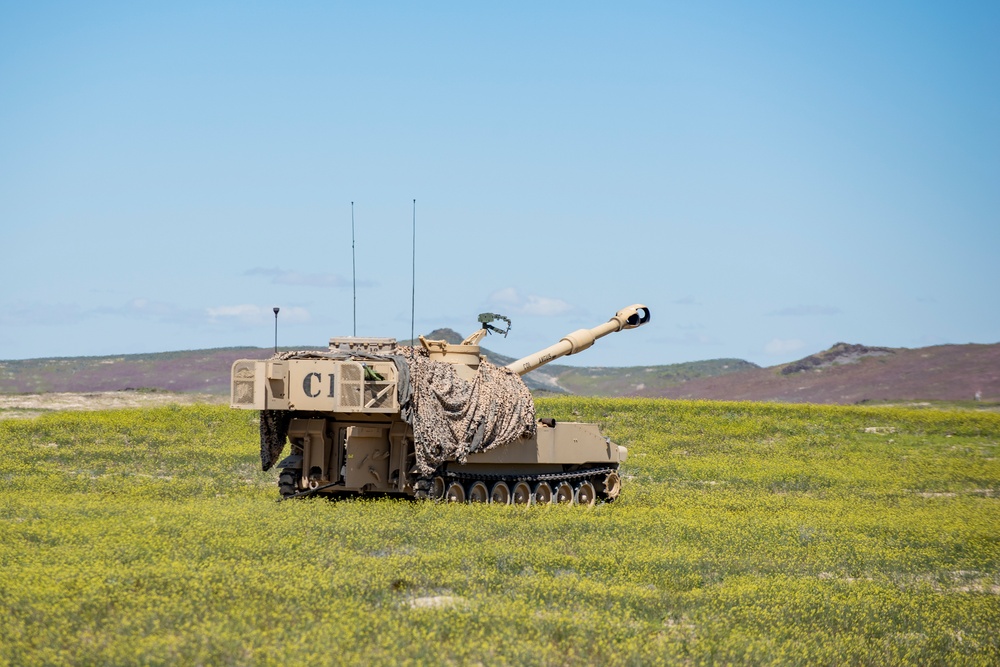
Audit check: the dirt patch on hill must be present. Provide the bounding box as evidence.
[0,391,227,419]
[780,343,893,375]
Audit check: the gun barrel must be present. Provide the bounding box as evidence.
[505,304,650,376]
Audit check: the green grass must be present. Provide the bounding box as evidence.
[553,359,758,397]
[1,399,999,665]
[857,399,1000,413]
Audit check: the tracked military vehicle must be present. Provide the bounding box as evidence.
[231,304,650,504]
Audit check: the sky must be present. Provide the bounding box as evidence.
[1,1,997,368]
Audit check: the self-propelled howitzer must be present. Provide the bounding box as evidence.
[230,304,650,504]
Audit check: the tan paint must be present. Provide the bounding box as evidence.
[231,303,650,500]
[505,304,650,376]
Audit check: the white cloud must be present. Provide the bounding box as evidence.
[764,338,806,356]
[487,288,573,317]
[207,304,311,325]
[522,296,573,317]
[489,287,520,306]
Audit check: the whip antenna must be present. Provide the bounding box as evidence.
[351,201,357,337]
[411,199,416,344]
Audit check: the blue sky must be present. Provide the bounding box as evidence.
[1,2,997,367]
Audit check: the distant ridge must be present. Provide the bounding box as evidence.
[3,340,996,405]
[0,333,750,398]
[640,342,1000,404]
[0,348,273,395]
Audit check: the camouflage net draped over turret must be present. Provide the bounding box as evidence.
[399,346,536,476]
[258,346,536,475]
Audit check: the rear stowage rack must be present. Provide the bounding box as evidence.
[328,337,397,353]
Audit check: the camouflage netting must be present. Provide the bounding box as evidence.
[260,409,292,472]
[400,346,536,475]
[259,346,536,475]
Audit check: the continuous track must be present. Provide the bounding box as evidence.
[424,466,621,505]
[277,465,622,505]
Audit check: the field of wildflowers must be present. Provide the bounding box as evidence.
[1,398,998,665]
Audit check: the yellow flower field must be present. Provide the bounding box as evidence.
[1,399,998,665]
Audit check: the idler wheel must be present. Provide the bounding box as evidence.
[575,480,597,507]
[430,476,447,500]
[533,481,554,505]
[445,481,466,503]
[468,481,489,503]
[601,471,622,501]
[512,481,533,505]
[490,481,512,505]
[555,481,575,505]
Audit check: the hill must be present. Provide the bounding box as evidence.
[0,330,751,398]
[3,338,997,405]
[549,359,759,396]
[0,348,272,395]
[640,342,1000,404]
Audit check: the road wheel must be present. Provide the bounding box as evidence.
[468,481,489,503]
[431,476,447,500]
[445,481,466,503]
[512,481,533,505]
[533,481,554,505]
[555,481,575,505]
[490,481,512,505]
[575,480,597,507]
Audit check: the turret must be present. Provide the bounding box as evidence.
[418,313,511,381]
